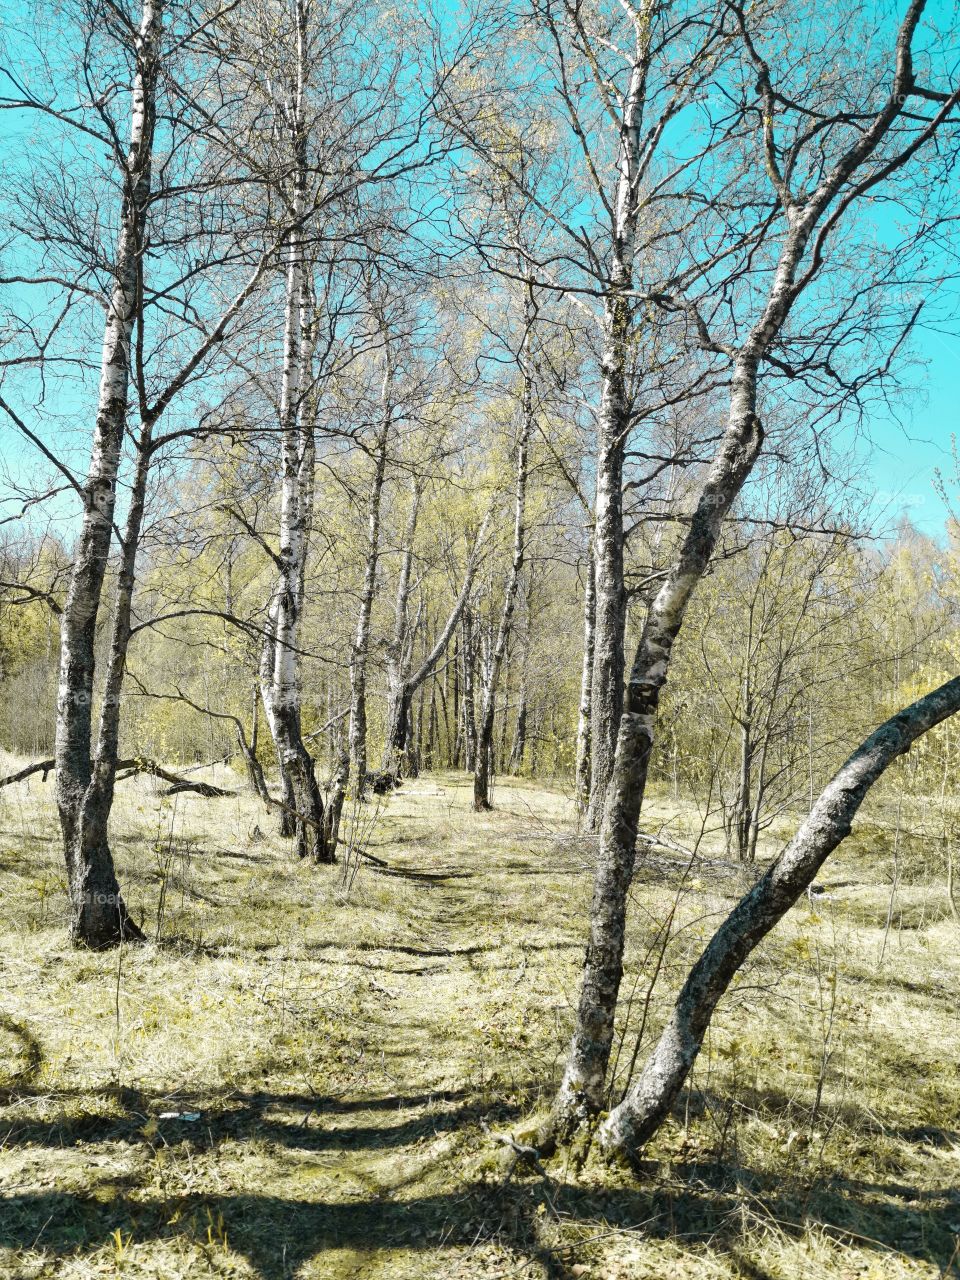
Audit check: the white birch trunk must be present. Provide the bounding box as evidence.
[552,0,936,1133]
[259,13,329,860]
[575,546,596,816]
[54,0,161,947]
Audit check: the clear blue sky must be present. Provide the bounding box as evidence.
[0,0,958,539]
[864,325,959,534]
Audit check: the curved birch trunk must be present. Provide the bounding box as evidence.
[552,384,764,1131]
[598,675,960,1161]
[552,0,942,1132]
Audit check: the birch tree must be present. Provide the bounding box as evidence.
[473,285,536,809]
[439,0,742,830]
[254,0,329,859]
[0,0,291,944]
[550,0,960,1137]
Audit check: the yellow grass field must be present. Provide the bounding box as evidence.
[1,762,958,1278]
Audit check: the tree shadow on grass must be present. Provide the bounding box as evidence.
[0,1083,517,1154]
[2,1159,958,1280]
[0,1014,44,1097]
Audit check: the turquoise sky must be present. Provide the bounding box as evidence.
[0,0,958,540]
[863,325,959,535]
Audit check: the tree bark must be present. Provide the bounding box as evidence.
[598,676,960,1162]
[381,475,421,775]
[551,0,943,1126]
[54,0,161,948]
[258,35,329,862]
[552,378,765,1133]
[585,330,628,830]
[348,413,391,791]
[474,326,532,809]
[461,607,477,772]
[575,547,596,815]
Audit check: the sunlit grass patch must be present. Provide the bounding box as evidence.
[0,764,958,1277]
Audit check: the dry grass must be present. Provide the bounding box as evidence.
[0,758,958,1278]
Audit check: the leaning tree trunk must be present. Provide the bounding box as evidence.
[549,78,923,1116]
[598,675,960,1162]
[547,11,936,1116]
[54,0,160,948]
[551,361,764,1134]
[575,547,596,815]
[474,343,532,810]
[236,684,270,804]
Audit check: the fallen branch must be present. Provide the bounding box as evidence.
[0,759,55,787]
[113,758,235,796]
[0,756,235,797]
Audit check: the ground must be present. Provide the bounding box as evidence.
[0,762,958,1278]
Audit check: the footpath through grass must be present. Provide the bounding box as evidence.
[0,764,958,1278]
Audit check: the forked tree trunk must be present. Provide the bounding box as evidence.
[551,370,764,1133]
[55,0,161,948]
[598,676,960,1161]
[551,0,943,1124]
